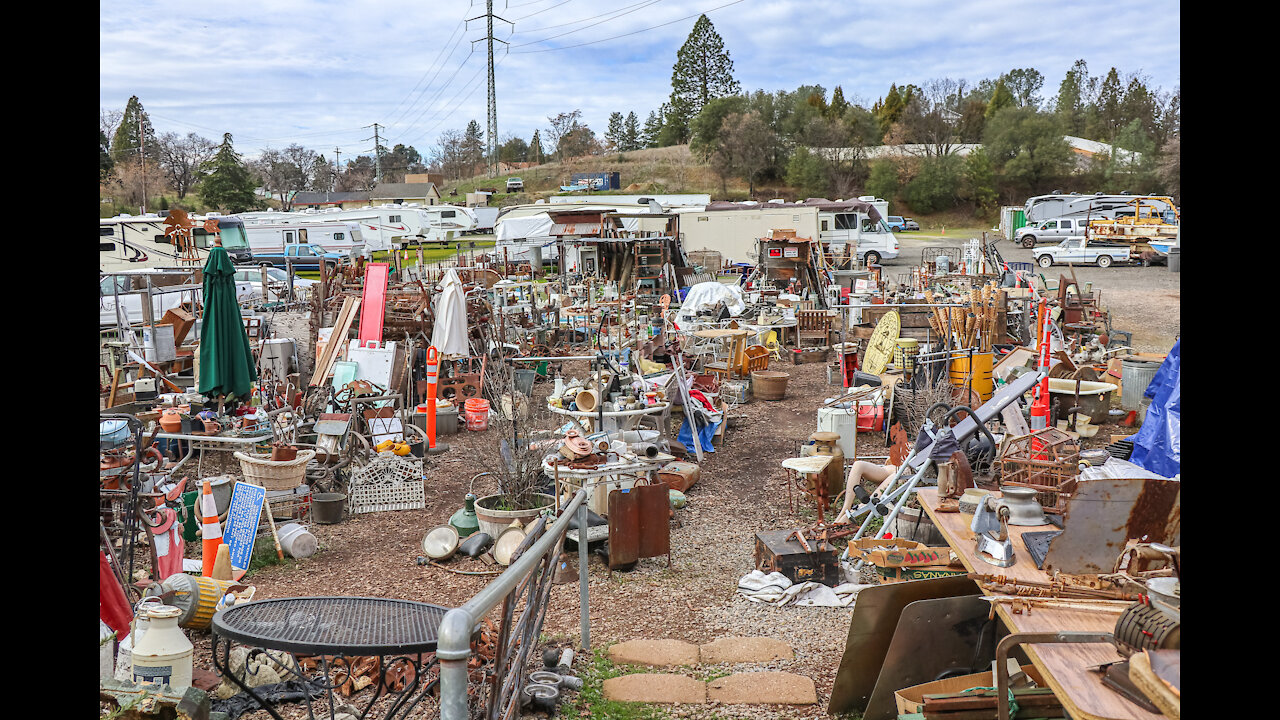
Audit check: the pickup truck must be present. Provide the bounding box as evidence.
[248,243,348,272]
[1016,217,1093,248]
[506,177,524,192]
[1035,238,1131,268]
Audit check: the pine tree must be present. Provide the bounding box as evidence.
[462,120,485,175]
[605,112,625,151]
[200,133,258,212]
[110,95,161,166]
[668,14,740,143]
[1054,60,1087,137]
[984,80,1015,119]
[529,130,544,164]
[828,86,851,120]
[641,110,664,148]
[100,130,114,181]
[1094,68,1123,140]
[622,112,641,151]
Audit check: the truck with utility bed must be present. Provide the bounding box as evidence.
[1035,237,1131,268]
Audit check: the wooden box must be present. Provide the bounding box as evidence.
[849,537,949,567]
[791,347,831,365]
[876,565,968,583]
[753,529,841,587]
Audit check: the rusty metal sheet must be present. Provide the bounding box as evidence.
[635,481,670,561]
[1042,477,1180,575]
[607,487,640,568]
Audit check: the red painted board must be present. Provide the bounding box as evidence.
[359,262,389,344]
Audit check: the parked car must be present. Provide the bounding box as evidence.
[1035,238,1131,268]
[233,267,318,303]
[884,215,907,232]
[903,218,920,231]
[506,177,524,192]
[1015,217,1093,248]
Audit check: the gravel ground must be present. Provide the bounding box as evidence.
[891,233,1180,353]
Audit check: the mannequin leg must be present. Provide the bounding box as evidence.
[833,461,895,523]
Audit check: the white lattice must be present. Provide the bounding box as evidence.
[347,453,426,514]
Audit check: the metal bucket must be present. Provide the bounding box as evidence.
[277,523,317,558]
[514,369,536,396]
[948,352,994,403]
[1121,359,1161,410]
[312,493,346,524]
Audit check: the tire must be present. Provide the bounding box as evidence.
[1021,235,1037,249]
[1037,255,1054,268]
[864,251,881,266]
[1096,255,1113,268]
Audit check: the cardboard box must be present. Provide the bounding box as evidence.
[894,664,1046,715]
[876,565,968,583]
[849,537,950,567]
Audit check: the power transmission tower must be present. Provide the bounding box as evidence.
[364,123,385,181]
[469,1,510,178]
[334,148,342,191]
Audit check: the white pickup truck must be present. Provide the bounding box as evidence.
[1035,237,1131,268]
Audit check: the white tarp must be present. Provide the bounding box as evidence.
[677,281,747,320]
[495,213,554,242]
[431,268,470,357]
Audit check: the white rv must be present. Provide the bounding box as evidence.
[237,204,475,252]
[243,221,364,258]
[678,200,900,266]
[99,213,254,273]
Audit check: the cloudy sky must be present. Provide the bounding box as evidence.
[100,0,1180,161]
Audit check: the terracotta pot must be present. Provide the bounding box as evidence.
[159,408,183,433]
[270,444,298,462]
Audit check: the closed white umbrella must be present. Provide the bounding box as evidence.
[431,268,470,357]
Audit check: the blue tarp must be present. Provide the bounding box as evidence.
[678,415,719,454]
[1127,340,1180,477]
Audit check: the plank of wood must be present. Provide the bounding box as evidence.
[108,368,123,408]
[918,487,1161,720]
[310,297,359,386]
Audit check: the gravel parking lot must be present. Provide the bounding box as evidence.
[887,233,1180,353]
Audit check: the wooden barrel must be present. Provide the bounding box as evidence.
[751,371,790,401]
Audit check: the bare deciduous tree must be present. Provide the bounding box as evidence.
[157,131,217,199]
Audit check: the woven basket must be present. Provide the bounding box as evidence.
[234,450,316,491]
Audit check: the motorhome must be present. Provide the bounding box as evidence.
[99,213,253,273]
[243,221,364,259]
[678,199,899,266]
[1023,192,1177,224]
[236,204,475,252]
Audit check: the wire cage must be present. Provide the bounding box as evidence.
[998,428,1081,514]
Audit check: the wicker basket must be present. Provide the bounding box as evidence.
[234,450,316,491]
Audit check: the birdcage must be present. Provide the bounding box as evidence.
[998,428,1080,514]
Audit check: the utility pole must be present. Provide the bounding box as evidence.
[334,148,342,191]
[364,123,385,181]
[469,1,510,178]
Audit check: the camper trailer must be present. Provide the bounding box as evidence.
[237,204,475,252]
[242,220,364,259]
[1023,192,1177,224]
[678,200,899,266]
[99,213,253,273]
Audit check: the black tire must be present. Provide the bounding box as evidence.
[865,251,881,266]
[1037,255,1054,269]
[1096,255,1113,268]
[1021,235,1037,249]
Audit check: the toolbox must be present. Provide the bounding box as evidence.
[753,529,841,587]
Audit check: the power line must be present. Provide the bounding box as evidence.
[400,59,491,149]
[511,0,575,21]
[384,17,471,129]
[513,0,656,34]
[393,48,479,137]
[513,0,746,53]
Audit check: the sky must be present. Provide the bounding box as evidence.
[100,0,1180,162]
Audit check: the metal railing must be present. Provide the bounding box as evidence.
[438,488,588,720]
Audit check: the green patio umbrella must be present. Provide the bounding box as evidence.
[198,245,258,402]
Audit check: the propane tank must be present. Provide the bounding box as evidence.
[450,494,480,537]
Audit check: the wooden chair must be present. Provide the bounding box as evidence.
[797,310,832,348]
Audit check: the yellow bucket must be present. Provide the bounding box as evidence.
[949,352,994,403]
[894,338,920,372]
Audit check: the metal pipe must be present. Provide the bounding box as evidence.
[438,489,587,720]
[577,499,590,651]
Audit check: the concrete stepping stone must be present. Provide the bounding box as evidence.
[699,637,794,664]
[608,639,700,667]
[707,672,818,705]
[603,674,707,704]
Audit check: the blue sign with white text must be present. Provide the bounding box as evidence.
[224,482,265,571]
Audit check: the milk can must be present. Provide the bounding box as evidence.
[114,596,164,682]
[130,605,193,692]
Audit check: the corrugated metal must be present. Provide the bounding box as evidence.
[550,222,602,236]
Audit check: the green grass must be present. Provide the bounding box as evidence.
[290,239,496,279]
[559,646,670,720]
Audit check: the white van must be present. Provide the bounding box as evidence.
[817,210,901,265]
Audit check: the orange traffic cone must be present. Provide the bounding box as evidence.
[201,479,223,577]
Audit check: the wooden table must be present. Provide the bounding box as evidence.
[917,487,1160,720]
